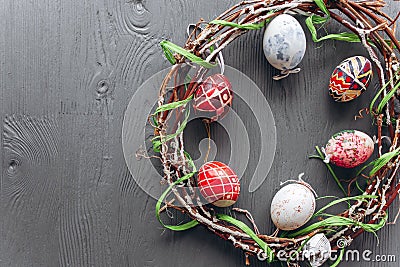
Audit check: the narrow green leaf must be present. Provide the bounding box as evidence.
[152,140,162,153]
[305,0,361,43]
[210,10,275,30]
[313,146,348,196]
[369,148,400,176]
[155,172,199,231]
[313,195,377,218]
[355,180,364,193]
[163,108,190,142]
[153,95,193,115]
[152,107,191,146]
[314,0,329,16]
[183,150,196,172]
[289,213,387,238]
[330,248,345,267]
[306,16,360,43]
[151,115,159,127]
[162,46,177,65]
[209,19,266,30]
[369,79,392,114]
[377,80,400,113]
[217,214,274,262]
[160,40,216,68]
[209,45,215,53]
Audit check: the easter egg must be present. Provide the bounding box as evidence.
[329,56,372,102]
[324,130,374,168]
[270,183,315,230]
[197,161,240,207]
[193,74,233,122]
[262,14,306,71]
[303,233,331,267]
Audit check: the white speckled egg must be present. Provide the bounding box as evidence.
[263,14,306,71]
[325,130,374,168]
[270,183,315,230]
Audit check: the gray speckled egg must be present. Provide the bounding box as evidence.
[270,183,315,230]
[263,14,306,71]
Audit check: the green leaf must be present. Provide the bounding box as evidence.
[369,79,392,114]
[314,0,329,16]
[288,213,387,238]
[313,195,377,218]
[305,0,361,43]
[152,107,191,146]
[377,80,400,113]
[330,248,345,267]
[369,148,400,176]
[152,139,162,153]
[209,19,266,30]
[355,180,364,193]
[153,95,193,115]
[183,150,196,172]
[209,10,275,30]
[217,214,274,262]
[155,172,199,231]
[312,146,348,196]
[162,46,177,65]
[160,40,216,68]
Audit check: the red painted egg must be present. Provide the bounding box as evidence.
[197,161,240,207]
[193,74,233,121]
[324,130,374,168]
[329,56,372,102]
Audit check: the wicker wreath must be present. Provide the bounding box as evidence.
[150,0,400,266]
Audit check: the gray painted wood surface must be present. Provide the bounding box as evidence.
[1,0,399,266]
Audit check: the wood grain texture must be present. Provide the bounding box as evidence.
[1,0,399,266]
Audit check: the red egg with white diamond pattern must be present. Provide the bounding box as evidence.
[324,130,374,168]
[193,74,233,122]
[197,161,240,207]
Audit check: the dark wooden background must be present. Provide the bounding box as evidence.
[1,0,400,266]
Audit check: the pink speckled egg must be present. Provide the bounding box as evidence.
[270,183,316,231]
[325,130,374,168]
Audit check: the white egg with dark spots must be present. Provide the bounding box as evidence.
[270,183,315,231]
[263,14,306,71]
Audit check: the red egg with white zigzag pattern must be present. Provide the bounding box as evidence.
[197,161,240,207]
[193,74,233,122]
[329,56,372,102]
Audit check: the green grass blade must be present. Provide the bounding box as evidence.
[377,80,400,113]
[217,214,274,262]
[369,148,400,176]
[155,172,199,231]
[160,40,216,68]
[209,19,266,30]
[153,95,193,115]
[313,195,376,218]
[370,78,394,113]
[313,146,347,196]
[330,248,345,267]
